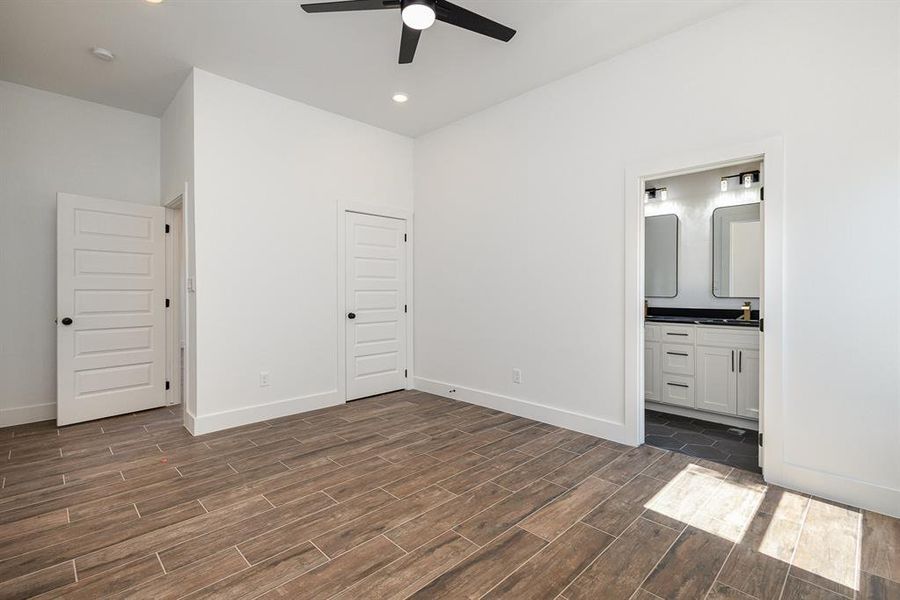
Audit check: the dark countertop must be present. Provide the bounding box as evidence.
[645,315,759,328]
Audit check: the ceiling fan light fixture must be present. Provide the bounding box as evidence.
[401,0,436,30]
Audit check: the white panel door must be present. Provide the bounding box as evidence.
[345,212,407,400]
[737,349,760,419]
[57,193,167,425]
[695,345,737,415]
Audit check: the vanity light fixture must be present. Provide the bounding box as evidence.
[644,187,667,202]
[720,170,760,192]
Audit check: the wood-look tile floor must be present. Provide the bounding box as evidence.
[0,391,897,599]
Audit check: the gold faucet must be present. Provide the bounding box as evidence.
[740,301,752,321]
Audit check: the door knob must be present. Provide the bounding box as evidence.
[61,317,73,326]
[347,313,356,320]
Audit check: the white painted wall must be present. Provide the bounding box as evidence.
[190,69,413,433]
[414,2,899,514]
[645,162,761,310]
[0,81,160,426]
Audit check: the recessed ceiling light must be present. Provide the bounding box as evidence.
[392,93,409,103]
[145,0,164,3]
[91,47,115,62]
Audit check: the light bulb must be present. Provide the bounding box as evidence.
[743,174,752,188]
[721,178,728,192]
[644,191,651,202]
[402,3,435,30]
[659,188,667,201]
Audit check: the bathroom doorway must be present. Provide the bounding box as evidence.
[624,138,785,480]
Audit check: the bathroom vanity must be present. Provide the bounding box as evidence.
[645,320,759,429]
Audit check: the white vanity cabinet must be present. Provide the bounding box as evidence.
[644,322,759,425]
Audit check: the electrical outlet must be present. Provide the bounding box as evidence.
[259,371,270,387]
[512,368,522,384]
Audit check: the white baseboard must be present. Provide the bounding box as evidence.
[0,402,56,427]
[187,390,344,436]
[414,377,633,446]
[772,462,900,519]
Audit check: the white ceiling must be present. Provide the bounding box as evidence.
[0,0,739,137]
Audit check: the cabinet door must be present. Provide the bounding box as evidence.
[695,346,737,415]
[644,342,661,402]
[737,349,760,419]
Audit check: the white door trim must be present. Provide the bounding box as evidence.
[624,137,785,483]
[336,201,414,403]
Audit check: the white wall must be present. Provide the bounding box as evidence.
[645,162,761,310]
[190,69,413,433]
[414,1,899,514]
[0,81,160,426]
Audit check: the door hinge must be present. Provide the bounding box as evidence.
[760,186,765,201]
[165,380,170,390]
[165,298,170,308]
[758,432,763,447]
[404,369,408,378]
[404,304,407,313]
[165,223,170,234]
[759,318,764,332]
[403,233,407,242]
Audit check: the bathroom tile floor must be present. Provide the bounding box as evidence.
[645,409,761,473]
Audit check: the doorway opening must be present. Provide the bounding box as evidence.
[642,162,763,472]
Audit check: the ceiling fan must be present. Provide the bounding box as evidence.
[300,0,516,64]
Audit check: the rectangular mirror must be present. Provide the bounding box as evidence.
[645,214,678,298]
[712,203,761,298]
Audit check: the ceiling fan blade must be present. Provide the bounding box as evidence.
[301,0,399,13]
[399,24,421,64]
[434,0,515,42]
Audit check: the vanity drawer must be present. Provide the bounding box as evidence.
[661,325,695,344]
[661,375,694,408]
[662,344,694,375]
[696,326,759,350]
[645,324,661,342]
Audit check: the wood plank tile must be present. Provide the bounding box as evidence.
[484,522,613,599]
[860,509,900,583]
[182,542,327,600]
[386,482,510,551]
[544,444,622,488]
[0,508,69,542]
[790,497,861,597]
[408,527,547,599]
[581,474,669,536]
[781,576,848,599]
[519,476,619,541]
[238,488,397,565]
[322,454,440,502]
[566,517,679,600]
[454,478,566,546]
[106,547,248,600]
[262,456,390,507]
[642,526,733,600]
[473,427,550,459]
[313,485,455,557]
[331,531,476,600]
[716,508,801,600]
[34,554,162,599]
[74,495,271,579]
[0,500,203,584]
[705,582,758,599]
[382,452,485,498]
[0,562,75,600]
[593,445,665,486]
[259,535,405,600]
[859,570,900,600]
[158,491,334,571]
[440,450,531,495]
[517,429,587,457]
[492,448,578,492]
